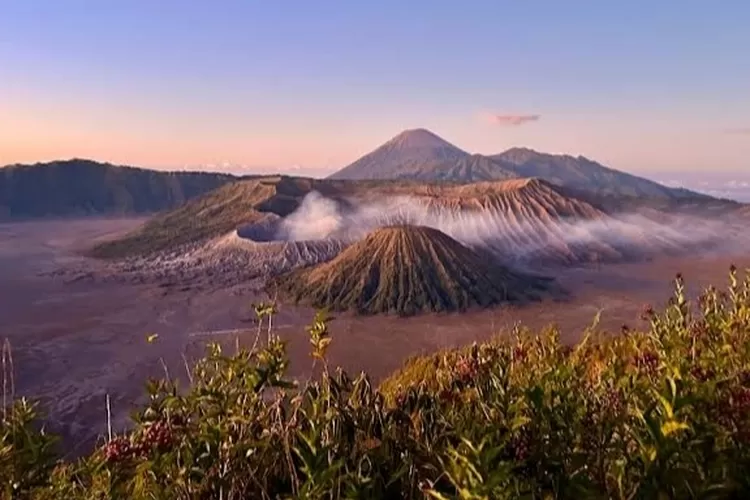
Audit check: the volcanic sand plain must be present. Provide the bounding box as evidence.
[1,217,749,456]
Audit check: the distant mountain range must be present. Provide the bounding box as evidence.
[328,128,703,199]
[0,130,730,220]
[0,159,236,218]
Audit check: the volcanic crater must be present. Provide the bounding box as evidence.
[269,225,561,316]
[76,176,749,299]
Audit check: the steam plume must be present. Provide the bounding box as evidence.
[270,191,748,264]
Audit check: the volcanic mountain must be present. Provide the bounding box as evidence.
[269,225,558,316]
[328,128,705,200]
[89,176,320,258]
[328,129,517,182]
[92,174,742,274]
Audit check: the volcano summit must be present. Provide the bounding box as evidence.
[270,225,559,316]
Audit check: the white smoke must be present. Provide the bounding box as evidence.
[268,191,748,263]
[276,191,345,241]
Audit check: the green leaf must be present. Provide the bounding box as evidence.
[511,415,530,431]
[661,419,689,437]
[653,390,674,420]
[424,488,451,499]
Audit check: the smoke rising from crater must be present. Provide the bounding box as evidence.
[273,191,748,264]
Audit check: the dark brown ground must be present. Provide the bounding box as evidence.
[1,217,748,456]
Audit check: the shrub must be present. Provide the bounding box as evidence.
[2,269,750,498]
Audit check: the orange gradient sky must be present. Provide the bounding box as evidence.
[2,1,749,175]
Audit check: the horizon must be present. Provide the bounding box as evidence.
[7,147,750,203]
[1,2,749,174]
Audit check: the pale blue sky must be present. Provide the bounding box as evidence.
[1,0,748,174]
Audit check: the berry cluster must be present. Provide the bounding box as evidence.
[512,345,528,363]
[101,418,179,464]
[601,388,625,416]
[718,386,750,443]
[102,436,136,463]
[509,428,532,461]
[640,304,656,321]
[690,365,716,382]
[143,419,175,451]
[454,356,480,384]
[634,351,659,377]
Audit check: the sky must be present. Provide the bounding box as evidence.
[1,0,749,177]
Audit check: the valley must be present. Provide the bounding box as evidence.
[3,129,749,461]
[3,217,748,456]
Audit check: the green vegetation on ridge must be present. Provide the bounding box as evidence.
[0,159,236,219]
[88,176,327,258]
[4,269,750,498]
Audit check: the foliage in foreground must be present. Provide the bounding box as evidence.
[3,269,750,499]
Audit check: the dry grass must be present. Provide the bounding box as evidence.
[89,179,279,258]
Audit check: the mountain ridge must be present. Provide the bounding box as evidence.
[0,159,238,219]
[328,128,471,181]
[88,175,606,260]
[490,147,702,199]
[328,129,705,199]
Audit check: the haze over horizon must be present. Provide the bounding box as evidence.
[2,1,749,175]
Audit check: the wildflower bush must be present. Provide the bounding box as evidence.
[2,268,750,499]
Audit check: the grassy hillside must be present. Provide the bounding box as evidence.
[88,176,322,258]
[0,159,236,219]
[4,269,750,498]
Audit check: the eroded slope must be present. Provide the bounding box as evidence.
[270,225,557,315]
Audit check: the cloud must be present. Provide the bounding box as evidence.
[481,113,541,127]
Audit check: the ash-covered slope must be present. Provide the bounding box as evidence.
[410,154,519,182]
[333,179,640,266]
[195,216,347,276]
[328,129,518,181]
[270,225,557,315]
[424,179,720,266]
[91,174,745,285]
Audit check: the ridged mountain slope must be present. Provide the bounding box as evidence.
[270,225,556,315]
[492,148,702,199]
[328,129,477,181]
[90,178,285,258]
[327,128,705,199]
